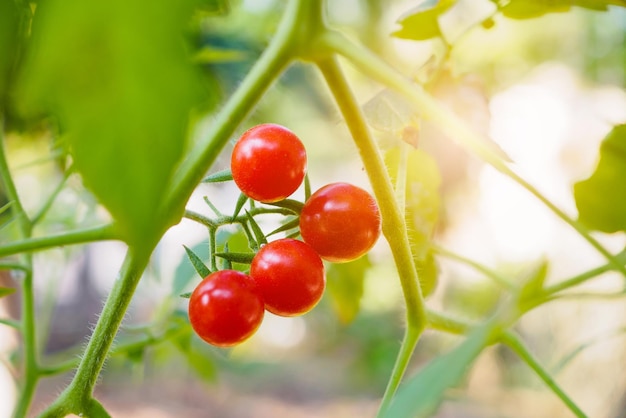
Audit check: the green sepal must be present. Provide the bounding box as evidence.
[183,245,211,279]
[202,169,233,183]
[245,210,267,245]
[214,251,255,264]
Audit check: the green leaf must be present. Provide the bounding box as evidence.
[518,260,548,309]
[326,256,371,324]
[183,245,211,279]
[202,169,233,183]
[0,287,16,298]
[386,147,441,296]
[0,0,21,112]
[384,323,493,418]
[574,125,626,233]
[17,0,208,245]
[392,0,457,41]
[364,89,416,134]
[173,332,218,382]
[497,0,626,19]
[193,47,248,64]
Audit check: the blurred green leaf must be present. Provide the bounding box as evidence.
[327,256,371,324]
[392,0,457,41]
[194,46,248,63]
[364,89,416,134]
[173,332,217,382]
[496,0,626,19]
[0,287,16,298]
[0,0,21,112]
[574,125,626,233]
[384,324,492,418]
[386,147,441,296]
[17,0,209,245]
[184,245,211,280]
[518,260,548,309]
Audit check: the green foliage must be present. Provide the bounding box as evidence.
[495,0,626,19]
[392,0,457,41]
[574,124,626,233]
[0,286,15,298]
[17,0,209,246]
[0,0,21,112]
[384,324,492,418]
[326,256,371,324]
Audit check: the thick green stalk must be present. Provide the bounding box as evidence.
[323,31,626,280]
[0,224,119,258]
[316,56,426,416]
[38,245,152,417]
[501,332,587,418]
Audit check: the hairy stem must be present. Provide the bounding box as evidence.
[38,246,152,417]
[316,56,426,416]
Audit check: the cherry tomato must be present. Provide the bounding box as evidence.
[188,270,264,347]
[250,238,325,317]
[299,182,381,263]
[231,123,307,203]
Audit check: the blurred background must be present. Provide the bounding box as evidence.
[1,0,626,416]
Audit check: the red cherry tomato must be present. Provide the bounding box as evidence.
[299,182,381,263]
[188,270,264,347]
[231,123,307,203]
[250,238,325,317]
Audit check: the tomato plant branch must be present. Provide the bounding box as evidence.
[500,331,587,418]
[38,245,152,417]
[323,31,626,281]
[31,169,72,225]
[1,124,41,418]
[316,56,426,417]
[0,223,119,258]
[162,0,310,228]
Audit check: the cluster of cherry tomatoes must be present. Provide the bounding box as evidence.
[188,124,381,347]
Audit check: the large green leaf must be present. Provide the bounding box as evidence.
[383,323,493,418]
[386,147,441,296]
[17,0,208,245]
[392,0,457,41]
[326,256,371,324]
[574,124,626,233]
[0,0,20,112]
[496,0,626,19]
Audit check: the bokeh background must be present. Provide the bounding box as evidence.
[1,0,626,416]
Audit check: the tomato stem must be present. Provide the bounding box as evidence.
[315,56,427,416]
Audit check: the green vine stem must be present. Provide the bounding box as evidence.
[38,245,152,417]
[316,56,426,417]
[0,223,119,258]
[1,125,39,418]
[500,331,587,418]
[322,31,626,280]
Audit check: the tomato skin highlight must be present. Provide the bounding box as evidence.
[231,123,307,203]
[188,270,264,347]
[250,238,325,317]
[299,182,381,263]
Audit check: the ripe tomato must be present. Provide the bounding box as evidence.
[299,182,381,263]
[231,123,307,203]
[250,238,325,317]
[188,270,264,347]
